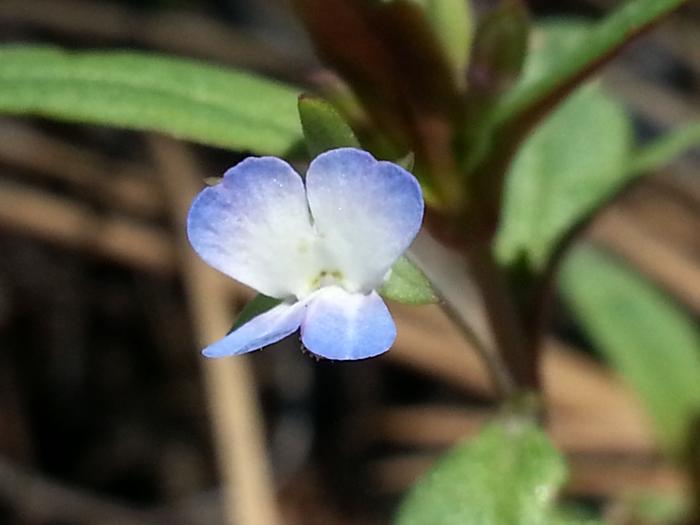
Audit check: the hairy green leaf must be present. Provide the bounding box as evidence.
[0,45,303,154]
[394,418,567,525]
[298,94,360,156]
[561,247,700,455]
[380,256,438,305]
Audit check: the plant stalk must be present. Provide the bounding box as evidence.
[466,242,539,393]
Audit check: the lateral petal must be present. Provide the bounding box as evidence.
[187,157,318,299]
[305,148,424,292]
[203,301,306,358]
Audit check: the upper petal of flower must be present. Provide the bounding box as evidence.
[300,286,396,360]
[187,157,318,298]
[202,300,306,358]
[305,148,424,292]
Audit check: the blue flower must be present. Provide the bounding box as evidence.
[187,147,424,360]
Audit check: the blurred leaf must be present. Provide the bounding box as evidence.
[462,0,529,176]
[291,0,461,155]
[380,256,438,305]
[621,491,688,524]
[551,507,608,525]
[629,121,700,175]
[495,0,689,126]
[412,0,474,80]
[496,23,633,271]
[298,94,360,156]
[394,418,567,525]
[560,247,700,455]
[552,517,607,525]
[228,295,282,334]
[0,46,303,154]
[471,0,688,217]
[467,0,529,103]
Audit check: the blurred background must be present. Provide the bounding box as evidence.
[0,0,698,524]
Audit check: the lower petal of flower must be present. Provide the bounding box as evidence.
[203,301,306,358]
[300,286,396,360]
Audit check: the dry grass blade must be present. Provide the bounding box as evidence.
[0,179,175,273]
[0,0,307,78]
[0,458,155,525]
[149,136,281,525]
[590,206,700,312]
[0,121,163,219]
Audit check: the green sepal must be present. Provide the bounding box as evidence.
[298,94,360,157]
[380,256,438,305]
[396,151,416,171]
[227,294,283,334]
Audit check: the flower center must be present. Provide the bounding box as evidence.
[310,269,344,291]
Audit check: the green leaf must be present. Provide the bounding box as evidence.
[496,23,633,270]
[560,247,700,455]
[472,0,688,207]
[495,0,689,125]
[412,0,474,79]
[394,418,567,525]
[380,256,438,305]
[629,121,700,175]
[228,294,283,334]
[0,45,303,154]
[298,94,360,157]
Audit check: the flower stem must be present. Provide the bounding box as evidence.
[466,242,539,394]
[436,292,516,398]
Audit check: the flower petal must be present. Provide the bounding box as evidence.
[187,157,318,299]
[300,286,396,360]
[202,301,306,358]
[305,148,424,292]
